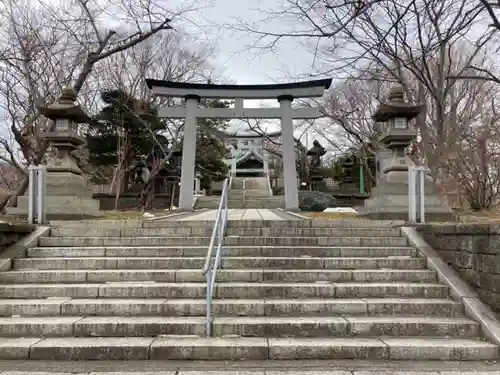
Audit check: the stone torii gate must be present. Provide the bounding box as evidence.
[145,79,332,211]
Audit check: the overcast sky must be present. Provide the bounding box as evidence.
[0,0,332,156]
[185,0,321,85]
[182,0,328,136]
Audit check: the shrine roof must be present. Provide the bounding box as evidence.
[225,149,265,165]
[223,130,282,139]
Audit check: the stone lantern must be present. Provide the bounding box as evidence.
[359,85,452,220]
[374,85,422,175]
[195,170,202,195]
[39,87,88,175]
[7,87,102,218]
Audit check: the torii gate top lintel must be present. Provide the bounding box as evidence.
[145,78,332,100]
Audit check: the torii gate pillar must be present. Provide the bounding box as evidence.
[278,95,299,210]
[146,79,332,211]
[178,95,200,210]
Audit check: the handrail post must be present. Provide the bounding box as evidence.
[206,269,212,337]
[28,165,35,225]
[28,165,47,225]
[408,166,425,224]
[408,167,416,223]
[416,166,425,223]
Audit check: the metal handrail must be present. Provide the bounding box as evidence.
[202,175,231,337]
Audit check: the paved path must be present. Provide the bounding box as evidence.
[0,360,499,373]
[174,209,299,221]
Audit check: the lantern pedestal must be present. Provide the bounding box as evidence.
[7,88,102,219]
[44,132,85,175]
[359,159,452,221]
[7,169,102,220]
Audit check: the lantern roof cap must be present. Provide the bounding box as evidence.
[372,84,424,122]
[37,87,90,123]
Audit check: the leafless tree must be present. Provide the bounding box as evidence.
[0,0,205,209]
[92,31,216,209]
[435,66,500,210]
[234,0,500,204]
[313,70,392,186]
[446,0,500,84]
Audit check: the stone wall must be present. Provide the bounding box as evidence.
[92,193,176,211]
[0,223,34,253]
[420,224,500,314]
[331,193,369,208]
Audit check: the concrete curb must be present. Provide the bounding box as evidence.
[0,226,50,271]
[146,208,209,222]
[277,208,309,220]
[48,209,211,227]
[0,222,35,233]
[275,208,307,220]
[402,226,500,347]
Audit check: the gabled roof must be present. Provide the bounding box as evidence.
[225,149,265,166]
[223,130,282,139]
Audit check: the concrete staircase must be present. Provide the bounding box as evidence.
[0,219,497,360]
[196,177,284,209]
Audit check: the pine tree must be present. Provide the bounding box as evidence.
[86,89,166,192]
[193,98,231,191]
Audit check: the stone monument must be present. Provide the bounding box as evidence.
[339,155,359,194]
[359,85,452,221]
[8,88,102,218]
[307,140,327,190]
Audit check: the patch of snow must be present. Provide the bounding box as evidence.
[143,212,156,218]
[323,207,358,213]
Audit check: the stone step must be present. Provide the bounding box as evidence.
[243,199,284,204]
[28,246,417,258]
[162,297,464,317]
[0,316,479,338]
[210,316,480,338]
[196,196,220,201]
[0,282,449,299]
[49,227,403,237]
[195,204,219,209]
[51,219,404,228]
[240,203,284,208]
[13,256,426,270]
[2,336,497,360]
[230,189,271,196]
[50,219,144,228]
[0,269,437,283]
[144,221,406,229]
[239,206,284,210]
[0,298,464,317]
[38,236,409,247]
[229,194,270,199]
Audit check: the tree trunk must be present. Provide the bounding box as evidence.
[114,171,122,211]
[139,180,154,210]
[0,121,54,210]
[139,163,161,210]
